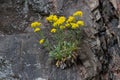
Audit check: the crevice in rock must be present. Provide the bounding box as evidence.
[92,0,119,79]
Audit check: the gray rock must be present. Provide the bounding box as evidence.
[35,77,46,80]
[93,9,101,21]
[0,0,120,80]
[86,0,99,11]
[117,24,120,28]
[83,27,98,39]
[118,15,120,28]
[109,0,117,10]
[0,57,16,80]
[0,33,83,80]
[28,0,56,15]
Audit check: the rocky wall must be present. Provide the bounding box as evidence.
[0,0,120,80]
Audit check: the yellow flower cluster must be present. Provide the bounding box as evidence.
[58,16,66,24]
[46,15,66,27]
[71,23,79,29]
[70,21,84,29]
[31,22,41,28]
[65,11,84,29]
[31,22,41,32]
[53,16,66,27]
[77,21,84,26]
[66,16,75,23]
[46,10,84,32]
[31,22,45,44]
[73,11,83,17]
[46,15,58,22]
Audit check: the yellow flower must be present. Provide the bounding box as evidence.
[56,20,61,25]
[77,21,84,26]
[59,16,66,21]
[53,15,58,22]
[46,15,53,22]
[73,11,83,17]
[39,39,44,44]
[53,22,58,27]
[60,26,65,30]
[31,22,41,28]
[51,28,56,33]
[46,15,58,22]
[31,23,36,28]
[53,16,66,26]
[34,28,40,32]
[58,16,66,24]
[66,16,75,23]
[65,23,70,27]
[71,23,79,29]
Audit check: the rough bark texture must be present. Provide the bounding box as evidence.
[0,0,120,80]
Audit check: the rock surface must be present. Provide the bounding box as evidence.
[0,0,120,80]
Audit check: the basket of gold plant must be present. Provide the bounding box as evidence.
[31,11,84,69]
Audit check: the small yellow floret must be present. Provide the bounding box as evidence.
[46,15,53,22]
[51,28,56,33]
[46,15,58,22]
[73,11,83,17]
[58,16,66,24]
[53,15,58,22]
[53,16,66,26]
[66,16,75,23]
[34,28,40,32]
[71,23,79,29]
[39,39,44,44]
[77,21,84,26]
[59,16,66,20]
[31,22,41,28]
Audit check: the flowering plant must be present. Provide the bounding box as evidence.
[31,11,84,69]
